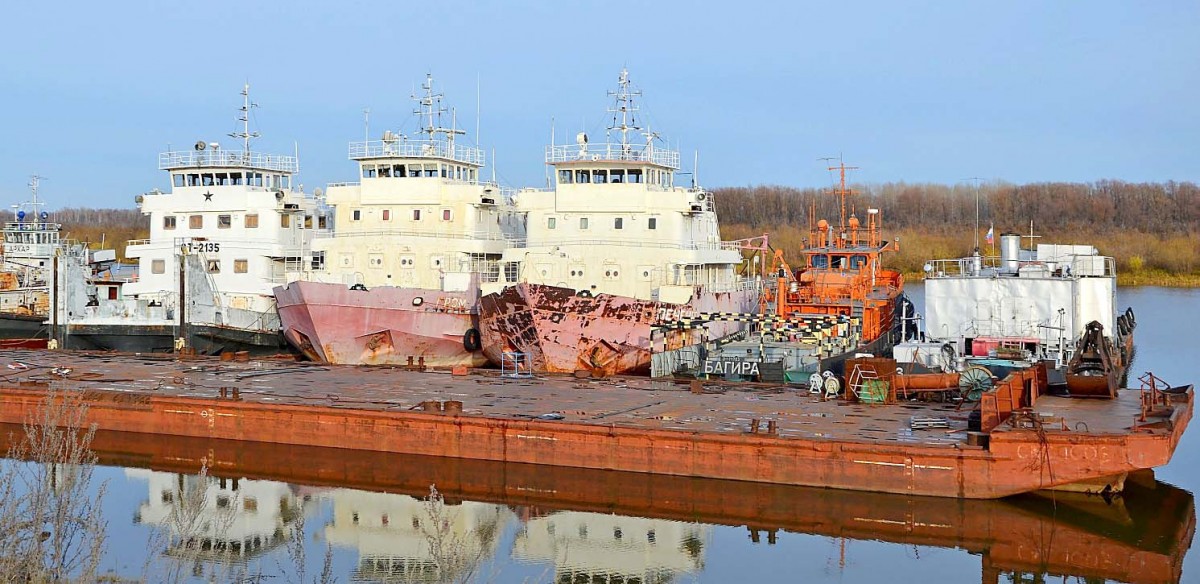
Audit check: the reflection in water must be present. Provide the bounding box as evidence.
[320,487,511,582]
[128,468,312,562]
[513,510,707,584]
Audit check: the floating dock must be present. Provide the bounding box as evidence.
[0,350,1189,499]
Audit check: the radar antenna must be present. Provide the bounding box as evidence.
[826,157,859,232]
[228,84,261,154]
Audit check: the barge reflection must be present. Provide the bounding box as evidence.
[2,426,1192,583]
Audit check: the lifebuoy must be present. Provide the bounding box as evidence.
[463,328,482,352]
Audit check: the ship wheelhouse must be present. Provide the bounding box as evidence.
[489,69,744,302]
[305,75,522,292]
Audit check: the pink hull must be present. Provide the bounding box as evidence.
[274,281,487,368]
[479,283,757,375]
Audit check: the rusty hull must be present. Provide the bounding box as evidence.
[274,280,487,367]
[478,282,754,374]
[1,427,1189,584]
[0,350,1189,499]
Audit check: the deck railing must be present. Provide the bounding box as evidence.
[349,139,484,165]
[546,143,679,168]
[159,150,299,173]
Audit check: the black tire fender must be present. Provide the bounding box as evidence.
[463,328,482,352]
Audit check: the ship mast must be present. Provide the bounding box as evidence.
[413,74,465,149]
[24,175,46,223]
[607,68,643,149]
[228,84,260,154]
[827,160,859,233]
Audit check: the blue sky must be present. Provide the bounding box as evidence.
[1,0,1197,209]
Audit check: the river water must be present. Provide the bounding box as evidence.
[9,286,1200,583]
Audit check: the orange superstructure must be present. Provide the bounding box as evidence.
[760,161,906,350]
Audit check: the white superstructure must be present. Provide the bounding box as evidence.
[100,85,327,339]
[920,233,1117,365]
[0,175,59,315]
[300,74,522,290]
[483,68,745,303]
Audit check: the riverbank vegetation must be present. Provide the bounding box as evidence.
[716,180,1200,287]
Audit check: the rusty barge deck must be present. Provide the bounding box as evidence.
[0,350,1189,499]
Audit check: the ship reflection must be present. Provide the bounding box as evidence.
[3,427,1191,584]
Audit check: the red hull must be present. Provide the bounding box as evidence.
[274,281,486,367]
[478,283,756,375]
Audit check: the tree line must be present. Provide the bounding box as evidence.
[713,180,1200,237]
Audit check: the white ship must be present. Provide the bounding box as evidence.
[0,176,59,345]
[52,85,329,354]
[478,69,758,375]
[274,74,523,367]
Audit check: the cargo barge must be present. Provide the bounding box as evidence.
[0,349,1189,499]
[0,428,1189,584]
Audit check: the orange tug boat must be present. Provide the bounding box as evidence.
[0,347,1189,499]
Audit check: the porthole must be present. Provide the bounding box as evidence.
[412,297,423,306]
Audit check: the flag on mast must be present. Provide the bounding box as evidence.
[985,223,994,245]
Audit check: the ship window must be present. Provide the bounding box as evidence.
[558,170,572,184]
[547,217,557,229]
[207,259,220,274]
[812,254,829,269]
[189,215,203,229]
[311,251,325,270]
[245,214,258,228]
[352,210,361,221]
[442,209,452,221]
[304,215,313,229]
[412,209,422,221]
[244,497,257,512]
[592,169,608,183]
[424,165,437,178]
[468,169,476,182]
[232,172,244,185]
[441,164,448,178]
[377,165,391,177]
[399,255,415,267]
[318,215,328,230]
[504,262,519,281]
[250,173,263,187]
[614,217,623,229]
[214,173,228,185]
[173,174,184,187]
[628,169,643,183]
[365,165,377,178]
[187,174,201,186]
[579,217,589,230]
[575,169,590,184]
[611,169,625,183]
[108,287,118,300]
[369,254,384,268]
[234,259,248,273]
[151,259,165,274]
[393,164,405,177]
[163,216,176,230]
[648,217,657,230]
[850,255,867,269]
[281,214,291,228]
[381,209,390,221]
[409,166,421,178]
[430,256,444,269]
[217,214,231,229]
[282,176,290,189]
[340,253,353,267]
[202,174,215,186]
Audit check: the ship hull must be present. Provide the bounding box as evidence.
[58,324,178,353]
[274,281,487,368]
[479,283,757,375]
[0,312,48,342]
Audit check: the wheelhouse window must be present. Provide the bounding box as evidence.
[280,214,291,228]
[628,169,643,183]
[317,215,328,230]
[611,169,625,183]
[575,169,590,184]
[812,254,829,269]
[362,165,377,179]
[151,259,165,274]
[217,215,231,229]
[591,169,608,184]
[304,215,313,229]
[163,216,176,230]
[558,170,573,184]
[189,215,203,229]
[173,174,184,187]
[244,214,259,228]
[377,165,391,177]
